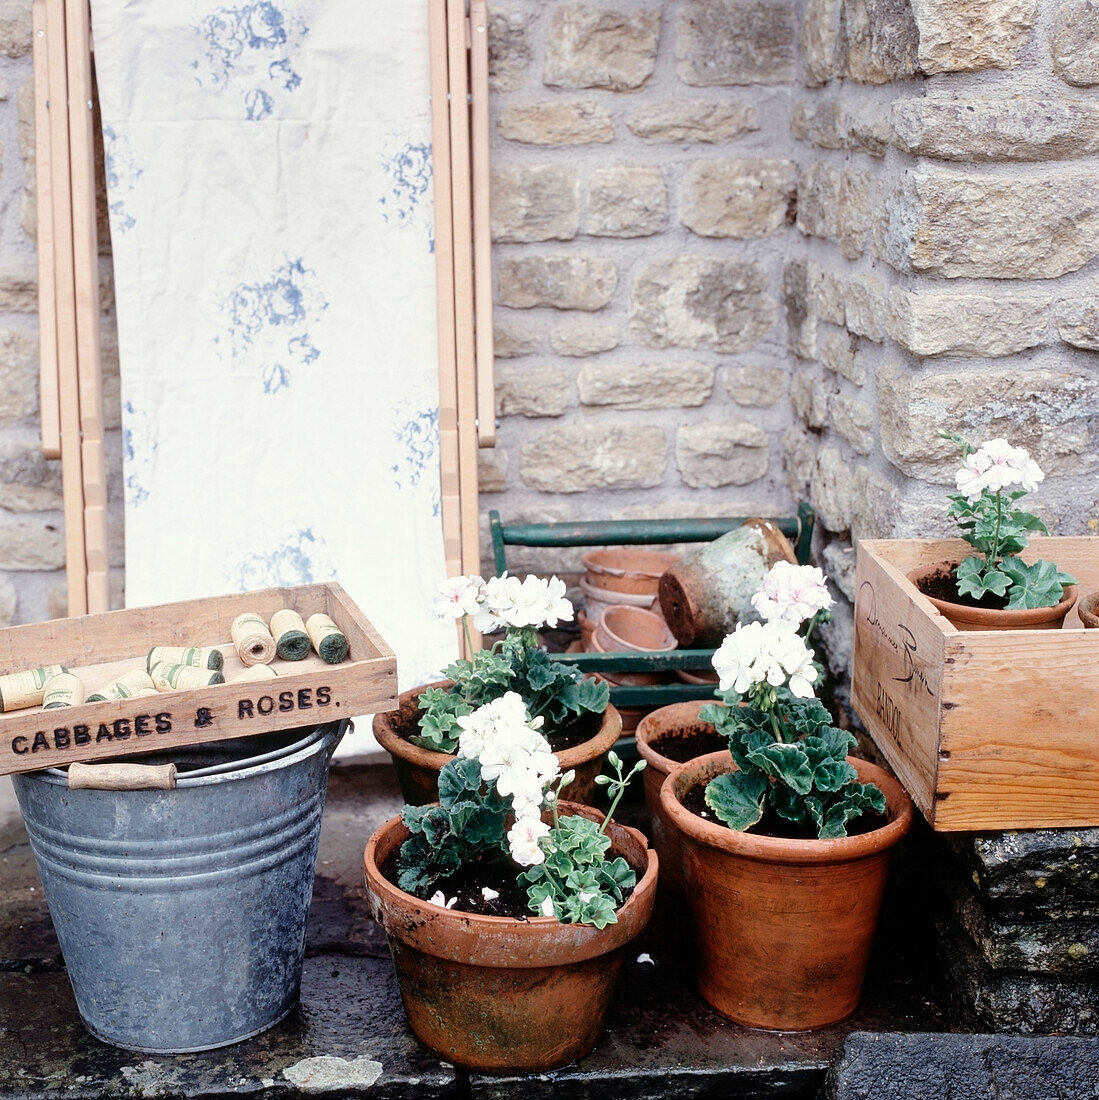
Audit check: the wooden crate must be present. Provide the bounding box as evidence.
[852,537,1099,831]
[0,582,397,776]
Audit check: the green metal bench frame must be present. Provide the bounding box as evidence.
[488,503,816,709]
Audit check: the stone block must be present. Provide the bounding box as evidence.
[0,435,62,512]
[807,260,846,326]
[883,167,1099,280]
[578,361,713,409]
[783,258,816,360]
[820,329,863,384]
[497,100,613,146]
[520,423,666,492]
[17,74,32,241]
[587,166,667,238]
[838,165,872,260]
[676,0,797,86]
[0,516,64,570]
[494,313,540,358]
[851,465,896,540]
[629,255,776,353]
[498,255,617,311]
[478,449,508,494]
[791,97,844,149]
[550,317,619,356]
[845,100,892,156]
[830,394,874,454]
[891,95,1099,162]
[801,0,843,86]
[495,365,572,418]
[887,288,1050,357]
[810,444,853,533]
[1053,295,1099,351]
[626,99,757,141]
[0,328,38,427]
[0,1,30,58]
[544,5,660,91]
[819,596,853,678]
[824,1032,1099,1100]
[822,540,857,601]
[936,919,1097,1035]
[1050,0,1099,86]
[487,5,532,92]
[844,274,886,342]
[681,158,796,239]
[912,0,1037,74]
[725,364,785,407]
[842,0,920,84]
[0,272,36,313]
[676,420,769,488]
[796,161,841,241]
[791,366,829,428]
[877,364,1099,481]
[491,165,579,243]
[0,575,14,627]
[783,426,816,498]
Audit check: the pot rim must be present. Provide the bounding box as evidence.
[907,561,1078,627]
[659,751,913,865]
[373,682,623,770]
[580,547,681,582]
[597,605,678,653]
[635,699,717,776]
[362,800,658,967]
[1079,590,1099,628]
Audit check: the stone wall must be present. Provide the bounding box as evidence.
[0,0,1096,699]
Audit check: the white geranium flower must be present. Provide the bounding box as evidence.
[481,887,499,902]
[429,891,458,909]
[751,561,832,626]
[508,816,550,867]
[1015,455,1044,493]
[711,620,817,699]
[539,896,556,918]
[456,691,537,761]
[433,574,484,620]
[767,623,819,699]
[473,573,520,634]
[955,449,992,502]
[502,575,575,630]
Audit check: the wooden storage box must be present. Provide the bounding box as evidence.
[0,582,397,776]
[852,537,1099,831]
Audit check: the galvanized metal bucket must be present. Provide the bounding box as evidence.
[13,720,346,1053]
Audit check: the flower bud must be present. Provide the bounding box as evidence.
[560,769,576,788]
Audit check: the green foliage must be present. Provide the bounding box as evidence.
[415,629,609,754]
[397,756,509,895]
[703,689,885,840]
[519,814,636,929]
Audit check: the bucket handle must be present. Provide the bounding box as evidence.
[67,762,177,790]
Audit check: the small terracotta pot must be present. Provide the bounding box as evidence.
[588,632,666,687]
[373,683,622,806]
[363,802,658,1073]
[675,667,719,685]
[660,752,912,1031]
[1077,591,1099,629]
[635,700,723,894]
[577,610,597,650]
[595,606,678,655]
[579,578,660,635]
[581,548,681,597]
[907,561,1077,631]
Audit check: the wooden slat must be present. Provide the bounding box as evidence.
[44,0,87,615]
[446,0,480,580]
[65,0,108,612]
[32,0,61,461]
[428,0,462,578]
[468,0,494,449]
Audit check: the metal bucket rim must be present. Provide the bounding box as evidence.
[22,719,346,789]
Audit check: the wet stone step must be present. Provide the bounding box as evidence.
[0,763,945,1100]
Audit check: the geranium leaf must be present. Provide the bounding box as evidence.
[746,742,814,795]
[705,769,768,831]
[769,782,806,822]
[1001,557,1074,610]
[955,556,1009,599]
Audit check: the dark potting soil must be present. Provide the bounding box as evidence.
[380,840,637,919]
[681,778,887,841]
[650,727,728,764]
[396,691,603,754]
[915,565,1009,611]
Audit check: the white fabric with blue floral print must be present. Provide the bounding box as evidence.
[92,1,458,745]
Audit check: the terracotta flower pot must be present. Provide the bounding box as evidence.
[595,605,678,655]
[372,683,623,807]
[1079,591,1099,629]
[660,752,913,1031]
[635,700,724,894]
[907,561,1077,631]
[581,548,680,597]
[362,802,658,1073]
[579,578,662,635]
